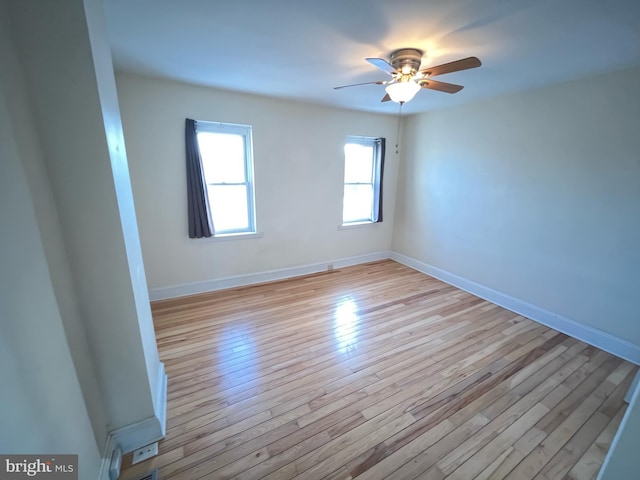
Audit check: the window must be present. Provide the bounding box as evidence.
[195,121,256,235]
[342,136,385,225]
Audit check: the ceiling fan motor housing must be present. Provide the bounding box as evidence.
[390,48,423,75]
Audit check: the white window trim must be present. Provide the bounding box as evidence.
[190,232,264,243]
[337,222,381,230]
[195,120,257,236]
[341,135,383,226]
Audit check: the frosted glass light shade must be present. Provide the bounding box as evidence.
[385,80,421,103]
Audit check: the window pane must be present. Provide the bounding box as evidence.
[207,185,249,232]
[198,132,246,183]
[343,184,373,222]
[344,143,374,183]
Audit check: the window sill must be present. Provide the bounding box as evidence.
[191,232,263,243]
[338,222,379,230]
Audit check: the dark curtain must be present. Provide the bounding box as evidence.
[185,118,213,238]
[374,137,386,222]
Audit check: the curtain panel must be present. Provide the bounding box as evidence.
[185,118,213,238]
[374,137,385,223]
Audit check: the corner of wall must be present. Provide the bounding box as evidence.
[390,251,640,366]
[106,362,167,455]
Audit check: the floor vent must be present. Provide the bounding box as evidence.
[134,470,157,480]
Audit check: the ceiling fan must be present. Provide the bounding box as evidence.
[334,48,481,104]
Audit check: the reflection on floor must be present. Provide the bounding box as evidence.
[121,260,636,480]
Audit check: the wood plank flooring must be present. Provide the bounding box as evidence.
[121,260,635,480]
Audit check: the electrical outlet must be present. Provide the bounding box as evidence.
[131,442,158,465]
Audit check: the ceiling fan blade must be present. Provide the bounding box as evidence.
[333,80,386,90]
[381,93,391,102]
[420,57,481,77]
[419,79,464,94]
[366,57,397,75]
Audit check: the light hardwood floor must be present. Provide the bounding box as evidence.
[121,260,635,480]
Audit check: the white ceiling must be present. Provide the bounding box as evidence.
[104,0,640,115]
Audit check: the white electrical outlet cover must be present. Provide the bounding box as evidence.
[131,443,158,465]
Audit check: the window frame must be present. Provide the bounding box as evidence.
[342,135,384,226]
[195,120,257,236]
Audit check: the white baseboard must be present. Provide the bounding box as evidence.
[98,430,116,480]
[390,252,640,365]
[625,370,640,404]
[98,363,167,479]
[153,362,168,439]
[110,413,163,455]
[149,251,391,301]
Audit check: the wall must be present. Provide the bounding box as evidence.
[393,66,640,347]
[0,36,101,475]
[8,0,158,432]
[6,0,165,453]
[116,73,400,294]
[0,0,109,448]
[83,0,166,430]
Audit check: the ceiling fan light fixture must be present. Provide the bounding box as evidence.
[385,80,421,103]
